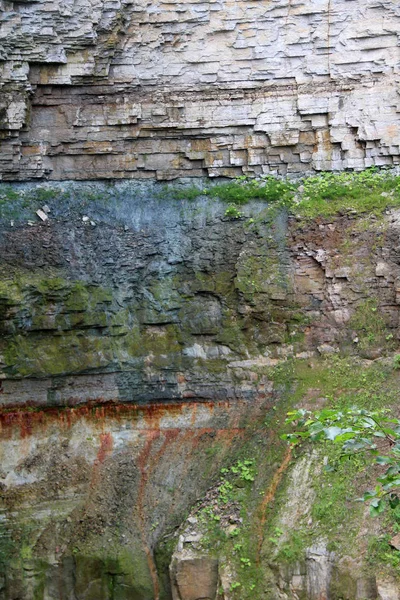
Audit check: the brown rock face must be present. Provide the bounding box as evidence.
[1,0,400,181]
[170,556,219,600]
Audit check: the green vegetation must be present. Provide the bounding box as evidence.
[206,175,295,205]
[296,169,400,219]
[224,204,243,219]
[193,354,400,598]
[349,298,391,352]
[288,355,395,411]
[158,185,204,201]
[161,168,400,220]
[2,168,400,224]
[284,406,400,516]
[368,531,400,569]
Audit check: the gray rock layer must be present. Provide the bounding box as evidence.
[1,0,400,181]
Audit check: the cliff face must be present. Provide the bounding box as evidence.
[1,0,400,180]
[1,182,400,405]
[1,182,400,598]
[2,1,400,596]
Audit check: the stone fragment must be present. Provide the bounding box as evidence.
[36,209,48,222]
[170,555,219,600]
[376,577,400,600]
[334,267,351,279]
[306,543,335,600]
[317,344,339,355]
[375,262,391,278]
[389,533,400,551]
[183,534,202,544]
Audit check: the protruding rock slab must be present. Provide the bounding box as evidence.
[170,553,219,600]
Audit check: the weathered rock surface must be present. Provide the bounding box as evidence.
[2,181,400,598]
[0,181,400,407]
[170,552,219,600]
[0,396,271,599]
[1,0,400,180]
[168,448,397,600]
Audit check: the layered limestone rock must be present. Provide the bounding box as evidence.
[1,0,400,180]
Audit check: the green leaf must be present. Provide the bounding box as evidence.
[382,428,398,438]
[333,431,355,444]
[362,418,376,428]
[376,456,393,465]
[309,422,324,434]
[324,426,343,441]
[369,498,385,516]
[324,463,336,473]
[386,465,400,476]
[363,490,377,500]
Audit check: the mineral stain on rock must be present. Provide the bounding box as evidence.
[1,0,400,594]
[0,182,399,597]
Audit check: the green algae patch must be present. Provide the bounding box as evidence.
[5,333,113,377]
[193,271,234,297]
[72,552,153,600]
[235,251,291,301]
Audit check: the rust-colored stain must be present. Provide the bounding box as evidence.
[96,432,113,464]
[88,431,114,493]
[256,445,292,563]
[137,428,165,600]
[133,424,245,600]
[0,397,243,599]
[0,394,256,598]
[0,400,234,440]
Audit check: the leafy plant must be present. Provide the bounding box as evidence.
[222,459,256,482]
[295,168,400,219]
[230,581,241,590]
[268,527,284,545]
[209,175,295,205]
[283,407,400,516]
[224,204,243,219]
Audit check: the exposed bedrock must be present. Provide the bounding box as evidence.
[0,398,270,600]
[1,181,400,405]
[1,181,400,597]
[1,0,400,180]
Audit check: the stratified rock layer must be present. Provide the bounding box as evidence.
[1,0,400,180]
[0,181,400,406]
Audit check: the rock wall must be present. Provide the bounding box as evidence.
[1,182,400,598]
[1,0,400,181]
[0,398,270,600]
[0,181,400,408]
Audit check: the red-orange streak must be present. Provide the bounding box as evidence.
[0,400,238,440]
[256,446,292,564]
